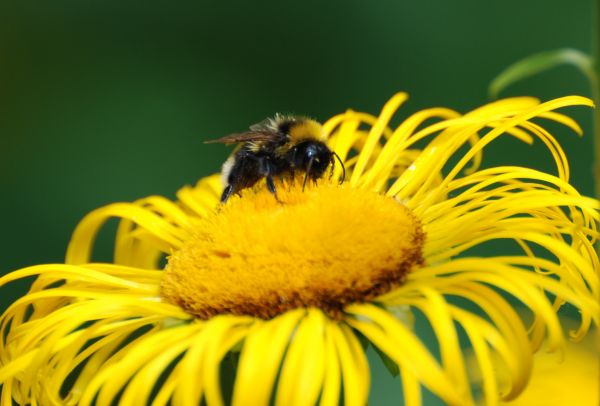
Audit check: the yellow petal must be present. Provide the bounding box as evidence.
[232,309,304,406]
[275,309,326,406]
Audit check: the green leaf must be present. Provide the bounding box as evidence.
[373,344,400,377]
[489,48,595,98]
[351,326,398,376]
[354,329,371,350]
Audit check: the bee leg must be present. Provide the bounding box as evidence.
[288,168,295,189]
[259,156,280,201]
[302,157,314,192]
[220,184,234,203]
[265,175,280,201]
[289,147,298,185]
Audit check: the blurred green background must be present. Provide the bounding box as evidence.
[0,1,595,404]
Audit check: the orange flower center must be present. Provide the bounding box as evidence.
[160,181,424,319]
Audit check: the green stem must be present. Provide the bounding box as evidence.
[594,81,599,198]
[594,0,600,199]
[593,0,600,392]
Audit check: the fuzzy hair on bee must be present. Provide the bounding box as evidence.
[205,114,345,203]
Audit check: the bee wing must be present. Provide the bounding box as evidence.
[249,116,279,132]
[204,130,285,145]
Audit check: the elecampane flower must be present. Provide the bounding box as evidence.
[470,318,599,406]
[0,93,598,406]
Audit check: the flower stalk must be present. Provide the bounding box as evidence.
[594,0,600,198]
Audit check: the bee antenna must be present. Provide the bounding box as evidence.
[303,157,314,192]
[333,152,345,184]
[329,154,335,180]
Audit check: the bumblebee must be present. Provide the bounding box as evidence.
[206,114,345,203]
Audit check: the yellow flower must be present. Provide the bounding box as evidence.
[467,318,599,406]
[502,336,599,406]
[1,93,598,406]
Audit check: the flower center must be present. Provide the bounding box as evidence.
[160,181,424,319]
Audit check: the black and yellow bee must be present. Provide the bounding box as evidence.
[206,114,345,203]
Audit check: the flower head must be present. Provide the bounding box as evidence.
[1,93,598,406]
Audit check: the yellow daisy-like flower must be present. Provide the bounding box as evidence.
[1,93,598,406]
[478,318,599,406]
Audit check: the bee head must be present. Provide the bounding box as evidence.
[292,140,333,179]
[291,140,346,191]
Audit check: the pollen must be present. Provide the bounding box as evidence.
[160,181,425,319]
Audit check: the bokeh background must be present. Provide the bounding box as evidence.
[0,1,595,405]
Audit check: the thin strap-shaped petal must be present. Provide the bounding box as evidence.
[202,317,252,406]
[350,92,408,185]
[418,282,529,398]
[232,309,305,406]
[85,263,163,284]
[66,203,190,264]
[319,319,342,406]
[358,107,460,189]
[448,306,525,401]
[3,289,186,320]
[322,113,348,137]
[79,324,201,406]
[467,97,540,115]
[329,322,369,406]
[438,283,531,390]
[127,195,194,228]
[461,317,498,406]
[400,367,422,406]
[517,120,570,181]
[420,167,593,222]
[387,96,592,202]
[346,303,464,405]
[172,322,210,406]
[324,112,360,157]
[275,309,326,406]
[537,111,583,135]
[176,173,222,218]
[151,375,178,406]
[406,288,473,404]
[7,313,162,403]
[325,112,362,180]
[424,96,593,202]
[69,320,164,402]
[427,228,598,299]
[405,258,599,349]
[0,379,13,405]
[0,350,36,383]
[0,264,155,292]
[118,331,197,405]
